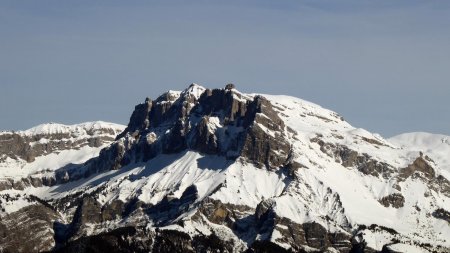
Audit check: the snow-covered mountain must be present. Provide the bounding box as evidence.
[0,121,125,186]
[0,84,448,253]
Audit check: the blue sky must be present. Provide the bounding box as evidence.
[1,0,449,137]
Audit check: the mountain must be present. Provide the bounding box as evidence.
[0,84,448,253]
[0,121,125,188]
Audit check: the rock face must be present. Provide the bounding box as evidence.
[379,193,405,208]
[398,156,436,181]
[0,84,449,253]
[0,203,60,253]
[432,208,450,224]
[104,84,292,172]
[311,137,395,179]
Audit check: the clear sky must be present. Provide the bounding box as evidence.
[1,0,449,137]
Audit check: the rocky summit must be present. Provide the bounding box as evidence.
[0,84,449,253]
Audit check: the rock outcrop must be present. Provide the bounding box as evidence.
[0,203,60,253]
[379,193,405,208]
[92,84,292,175]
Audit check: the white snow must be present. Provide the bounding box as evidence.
[0,145,107,178]
[389,132,450,176]
[181,83,206,99]
[0,121,125,178]
[387,243,428,253]
[19,121,124,136]
[210,163,287,207]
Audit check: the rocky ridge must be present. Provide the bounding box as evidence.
[0,122,124,191]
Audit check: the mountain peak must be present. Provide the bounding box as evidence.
[115,84,292,170]
[182,83,206,99]
[0,121,124,174]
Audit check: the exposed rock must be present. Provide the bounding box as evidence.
[311,138,394,178]
[0,176,45,191]
[52,226,152,253]
[101,199,125,221]
[0,204,60,253]
[102,87,292,171]
[145,185,199,225]
[398,156,435,181]
[196,198,254,229]
[69,197,103,238]
[196,198,353,252]
[0,179,12,191]
[350,228,381,253]
[152,229,194,252]
[249,240,294,253]
[117,98,153,139]
[190,116,219,154]
[432,208,450,224]
[225,83,236,90]
[361,137,386,147]
[432,175,450,198]
[396,157,450,197]
[380,244,403,253]
[379,193,405,208]
[54,195,246,252]
[254,200,352,252]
